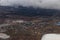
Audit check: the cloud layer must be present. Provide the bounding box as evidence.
[0,0,60,9]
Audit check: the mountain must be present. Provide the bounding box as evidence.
[0,6,60,17]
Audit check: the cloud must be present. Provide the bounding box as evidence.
[0,0,60,9]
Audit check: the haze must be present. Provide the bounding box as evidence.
[0,0,60,9]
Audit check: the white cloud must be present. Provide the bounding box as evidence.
[0,0,60,9]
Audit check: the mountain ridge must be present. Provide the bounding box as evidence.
[0,6,60,17]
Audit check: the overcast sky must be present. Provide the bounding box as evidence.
[0,0,60,9]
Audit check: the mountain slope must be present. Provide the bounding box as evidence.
[0,6,59,17]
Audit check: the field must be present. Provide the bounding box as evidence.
[0,16,60,40]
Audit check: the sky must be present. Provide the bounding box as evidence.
[0,0,60,9]
[41,34,60,40]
